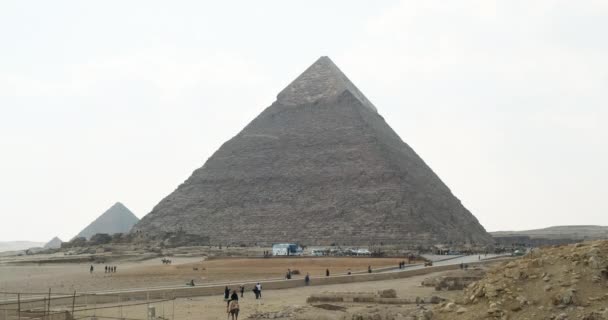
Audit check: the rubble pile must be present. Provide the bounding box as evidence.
[434,240,608,319]
[307,290,443,305]
[421,269,485,291]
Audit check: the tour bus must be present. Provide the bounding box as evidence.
[272,243,302,256]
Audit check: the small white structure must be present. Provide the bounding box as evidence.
[272,243,301,256]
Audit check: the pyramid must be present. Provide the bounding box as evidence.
[43,236,63,249]
[75,202,139,240]
[133,57,492,247]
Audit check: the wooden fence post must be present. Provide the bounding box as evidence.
[71,291,76,319]
[47,288,52,320]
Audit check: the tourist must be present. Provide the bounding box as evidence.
[368,265,372,273]
[305,273,310,286]
[188,279,195,286]
[105,266,108,273]
[326,269,330,277]
[240,285,244,298]
[231,289,239,301]
[255,283,262,298]
[90,265,94,274]
[224,286,230,301]
[252,286,259,299]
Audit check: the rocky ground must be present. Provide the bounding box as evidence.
[236,241,608,320]
[433,240,608,320]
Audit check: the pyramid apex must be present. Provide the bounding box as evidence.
[277,56,377,112]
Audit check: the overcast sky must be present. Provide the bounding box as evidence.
[1,1,606,242]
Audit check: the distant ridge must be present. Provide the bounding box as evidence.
[0,241,44,253]
[75,202,139,240]
[491,225,608,240]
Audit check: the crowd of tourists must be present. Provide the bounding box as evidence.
[88,265,118,273]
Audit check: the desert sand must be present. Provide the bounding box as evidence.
[0,256,412,294]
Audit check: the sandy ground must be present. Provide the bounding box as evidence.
[0,256,413,294]
[69,271,460,320]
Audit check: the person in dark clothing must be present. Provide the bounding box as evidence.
[240,285,244,298]
[224,286,230,300]
[252,287,259,299]
[368,265,372,273]
[326,269,330,277]
[90,265,94,274]
[304,273,310,286]
[105,266,108,273]
[230,290,239,301]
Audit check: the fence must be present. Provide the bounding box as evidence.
[0,291,176,320]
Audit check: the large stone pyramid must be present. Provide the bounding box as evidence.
[133,57,492,247]
[76,202,139,239]
[43,236,63,249]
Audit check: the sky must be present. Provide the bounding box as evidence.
[0,1,606,242]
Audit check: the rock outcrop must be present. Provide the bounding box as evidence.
[133,56,492,247]
[434,240,608,320]
[75,202,139,240]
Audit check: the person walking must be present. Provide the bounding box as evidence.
[255,283,262,298]
[325,269,330,277]
[368,265,372,273]
[90,265,94,274]
[240,285,244,298]
[224,286,230,301]
[305,273,310,286]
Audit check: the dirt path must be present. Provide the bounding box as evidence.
[77,271,460,320]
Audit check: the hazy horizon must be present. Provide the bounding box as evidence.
[1,1,607,242]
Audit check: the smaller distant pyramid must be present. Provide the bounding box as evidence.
[75,202,139,240]
[43,237,63,249]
